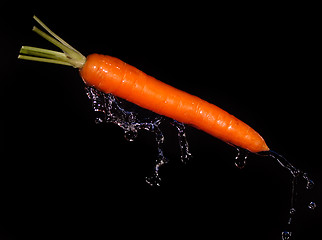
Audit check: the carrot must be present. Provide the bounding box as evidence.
[19,16,269,153]
[80,54,269,153]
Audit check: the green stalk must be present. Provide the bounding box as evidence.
[18,15,86,68]
[19,46,71,64]
[18,55,73,66]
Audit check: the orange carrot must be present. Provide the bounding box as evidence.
[19,16,269,153]
[80,54,269,153]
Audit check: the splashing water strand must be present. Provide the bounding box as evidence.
[234,147,249,169]
[282,231,292,240]
[85,87,315,237]
[255,150,316,239]
[308,202,316,210]
[170,120,192,163]
[17,15,316,240]
[85,86,192,186]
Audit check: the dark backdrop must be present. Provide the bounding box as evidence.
[2,2,321,240]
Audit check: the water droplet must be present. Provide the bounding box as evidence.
[95,117,104,124]
[234,148,248,169]
[293,169,302,177]
[303,173,314,190]
[308,202,316,210]
[146,174,161,187]
[282,231,292,240]
[171,120,192,163]
[289,208,296,215]
[306,180,314,190]
[124,130,138,141]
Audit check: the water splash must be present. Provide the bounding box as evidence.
[308,202,316,210]
[85,86,192,186]
[256,150,316,239]
[234,147,249,169]
[303,172,315,190]
[170,120,192,163]
[289,208,296,215]
[85,86,316,237]
[282,231,292,240]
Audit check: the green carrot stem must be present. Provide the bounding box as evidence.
[18,55,73,66]
[18,15,86,68]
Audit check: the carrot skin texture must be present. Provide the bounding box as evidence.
[80,54,269,153]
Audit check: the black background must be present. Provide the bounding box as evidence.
[2,1,321,239]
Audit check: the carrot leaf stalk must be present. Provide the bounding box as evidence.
[18,15,86,68]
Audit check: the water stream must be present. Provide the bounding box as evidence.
[85,86,316,238]
[257,150,316,239]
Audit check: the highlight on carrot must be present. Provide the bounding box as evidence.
[19,16,317,235]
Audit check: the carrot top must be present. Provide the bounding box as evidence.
[18,16,86,68]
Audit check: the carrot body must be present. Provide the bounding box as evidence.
[80,53,269,153]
